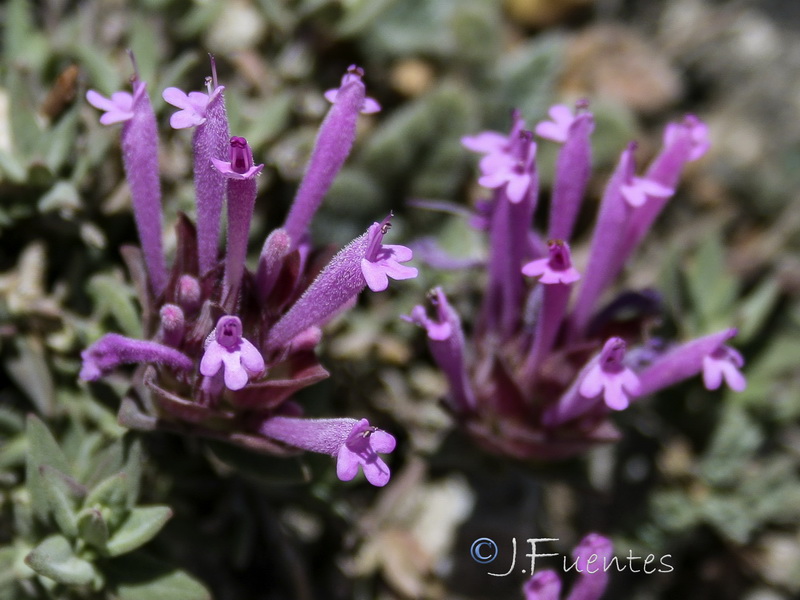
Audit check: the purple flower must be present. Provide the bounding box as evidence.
[86,88,139,125]
[621,175,674,208]
[361,219,418,292]
[523,534,613,600]
[266,216,417,351]
[211,136,264,179]
[461,109,525,156]
[477,131,537,204]
[703,345,746,392]
[200,316,265,391]
[162,87,213,129]
[80,334,193,381]
[404,288,476,412]
[259,417,396,487]
[324,65,381,114]
[522,240,580,284]
[283,65,373,248]
[664,114,710,161]
[86,76,167,296]
[336,419,396,486]
[534,104,577,143]
[579,338,641,411]
[636,329,744,396]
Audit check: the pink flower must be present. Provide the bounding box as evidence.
[360,220,418,292]
[324,65,381,114]
[210,136,264,179]
[703,345,746,392]
[162,87,216,129]
[522,239,580,284]
[579,338,641,410]
[534,104,576,143]
[86,82,146,125]
[477,132,537,203]
[665,114,710,162]
[621,176,674,208]
[200,315,265,390]
[336,418,397,487]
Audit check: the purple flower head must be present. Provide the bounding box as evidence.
[477,130,537,203]
[324,65,381,114]
[361,216,418,292]
[579,338,641,410]
[703,345,746,392]
[259,417,396,487]
[211,136,264,179]
[82,59,405,482]
[522,239,580,284]
[200,315,265,391]
[86,84,144,125]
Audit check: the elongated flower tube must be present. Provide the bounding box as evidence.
[620,115,709,262]
[266,217,417,350]
[477,127,538,338]
[283,65,375,248]
[569,143,637,338]
[211,136,264,302]
[87,79,167,296]
[523,534,613,600]
[80,334,193,381]
[163,58,231,275]
[259,417,396,486]
[636,328,744,396]
[404,288,476,412]
[541,103,595,242]
[521,240,580,380]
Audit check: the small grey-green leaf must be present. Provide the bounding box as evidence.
[26,415,71,524]
[7,337,56,416]
[106,506,173,557]
[106,553,211,600]
[83,472,128,531]
[39,466,85,539]
[78,508,109,552]
[24,535,96,586]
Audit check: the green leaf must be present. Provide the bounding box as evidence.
[7,337,56,416]
[698,405,762,486]
[106,506,173,557]
[106,553,211,600]
[83,473,129,532]
[24,535,96,586]
[78,509,109,553]
[88,274,143,338]
[26,415,71,524]
[39,466,85,539]
[735,277,780,343]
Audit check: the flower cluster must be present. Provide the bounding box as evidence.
[407,103,745,459]
[82,60,413,486]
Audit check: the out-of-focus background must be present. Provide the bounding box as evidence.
[1,0,799,598]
